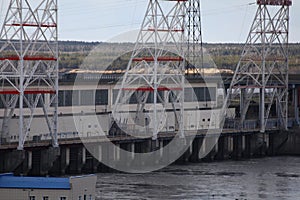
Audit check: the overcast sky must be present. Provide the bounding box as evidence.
[0,0,299,43]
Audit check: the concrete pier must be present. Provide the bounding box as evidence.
[0,128,299,176]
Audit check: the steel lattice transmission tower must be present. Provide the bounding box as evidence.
[0,0,59,150]
[223,0,292,132]
[186,0,204,73]
[113,0,187,140]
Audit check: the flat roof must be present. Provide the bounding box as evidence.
[0,173,70,190]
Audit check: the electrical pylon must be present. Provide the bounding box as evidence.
[113,0,187,140]
[0,0,59,150]
[223,0,291,132]
[186,0,204,73]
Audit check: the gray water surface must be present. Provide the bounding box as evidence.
[96,157,300,200]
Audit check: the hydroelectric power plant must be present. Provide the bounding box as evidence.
[0,0,300,180]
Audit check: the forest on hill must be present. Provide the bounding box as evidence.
[58,41,300,73]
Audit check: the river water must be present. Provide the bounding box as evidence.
[95,157,300,200]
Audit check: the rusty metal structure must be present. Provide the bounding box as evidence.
[223,0,292,132]
[0,0,59,149]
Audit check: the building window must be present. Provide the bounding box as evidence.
[185,87,217,102]
[65,90,73,106]
[43,197,49,200]
[169,91,178,103]
[81,90,94,105]
[58,90,65,106]
[184,88,196,102]
[112,89,119,104]
[60,197,67,200]
[95,89,108,105]
[29,196,35,200]
[146,91,164,104]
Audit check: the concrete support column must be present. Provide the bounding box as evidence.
[199,137,206,160]
[66,147,70,166]
[214,137,219,153]
[240,88,246,128]
[131,143,135,160]
[265,133,269,150]
[114,144,120,161]
[98,145,102,162]
[257,133,267,156]
[82,147,86,165]
[242,135,246,152]
[294,86,299,125]
[28,151,32,171]
[159,140,164,158]
[228,136,233,153]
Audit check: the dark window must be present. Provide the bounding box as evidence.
[65,90,73,106]
[95,89,108,105]
[146,92,153,104]
[169,91,178,103]
[22,94,43,108]
[206,87,216,101]
[0,94,20,108]
[129,91,138,104]
[58,90,65,106]
[146,91,164,103]
[0,96,4,109]
[185,87,217,102]
[58,90,81,107]
[194,87,205,101]
[29,196,35,200]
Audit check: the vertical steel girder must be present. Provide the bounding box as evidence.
[0,0,59,149]
[113,0,187,140]
[224,0,291,132]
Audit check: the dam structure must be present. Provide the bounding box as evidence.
[0,0,299,175]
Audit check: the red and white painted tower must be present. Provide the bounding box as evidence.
[224,0,291,132]
[0,0,59,149]
[113,0,188,140]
